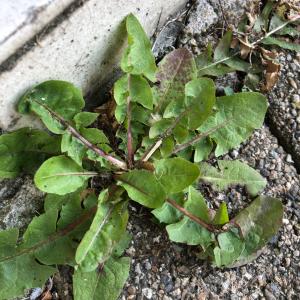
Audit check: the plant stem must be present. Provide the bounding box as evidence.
[32,100,128,170]
[126,75,134,168]
[166,198,218,233]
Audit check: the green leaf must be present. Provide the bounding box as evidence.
[34,155,93,195]
[152,192,184,224]
[214,30,232,61]
[121,14,157,82]
[114,74,153,109]
[200,160,267,196]
[149,119,173,139]
[0,228,55,299]
[193,137,213,162]
[262,36,300,52]
[0,128,60,178]
[199,92,268,156]
[160,136,175,158]
[153,48,197,114]
[213,229,245,267]
[269,15,300,37]
[154,158,200,194]
[213,202,229,225]
[117,169,166,208]
[184,78,216,129]
[75,197,128,272]
[22,209,76,265]
[73,112,99,128]
[166,187,213,248]
[61,133,86,166]
[18,80,84,134]
[73,256,130,300]
[253,1,274,33]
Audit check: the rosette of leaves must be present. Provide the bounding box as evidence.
[0,14,283,300]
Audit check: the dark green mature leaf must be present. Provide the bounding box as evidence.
[262,36,300,52]
[253,0,274,33]
[199,93,268,156]
[0,228,55,300]
[149,119,173,139]
[121,14,157,82]
[152,192,184,224]
[269,15,300,37]
[75,193,128,272]
[200,160,267,196]
[213,202,229,225]
[114,74,153,109]
[166,187,214,248]
[117,169,166,208]
[34,155,93,195]
[18,80,84,134]
[153,48,197,114]
[73,256,130,300]
[154,158,200,194]
[0,128,60,178]
[184,78,216,129]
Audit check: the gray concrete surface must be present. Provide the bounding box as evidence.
[0,0,187,130]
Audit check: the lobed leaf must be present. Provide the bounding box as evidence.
[199,160,267,196]
[0,128,60,178]
[199,93,268,156]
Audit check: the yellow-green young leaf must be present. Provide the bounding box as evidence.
[121,14,157,82]
[73,112,99,128]
[154,158,200,194]
[73,256,130,300]
[213,202,229,225]
[18,80,85,134]
[114,74,153,109]
[194,137,213,162]
[152,192,184,224]
[34,155,94,195]
[75,198,128,272]
[154,48,197,114]
[117,169,166,208]
[0,228,55,300]
[184,78,216,129]
[199,93,268,156]
[199,160,267,196]
[0,128,60,178]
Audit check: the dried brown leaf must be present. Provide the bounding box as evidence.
[261,59,280,92]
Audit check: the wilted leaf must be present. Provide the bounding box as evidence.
[154,157,200,194]
[75,196,128,272]
[121,14,157,82]
[199,93,268,156]
[261,59,280,92]
[199,160,267,196]
[0,128,60,178]
[18,80,84,134]
[34,155,93,195]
